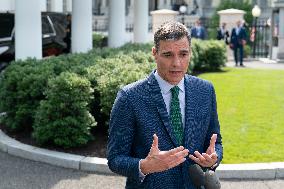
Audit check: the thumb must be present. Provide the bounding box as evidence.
[152,134,159,149]
[208,134,217,154]
[149,134,159,155]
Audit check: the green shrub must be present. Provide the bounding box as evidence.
[0,41,226,148]
[0,53,97,132]
[0,58,56,131]
[190,39,226,72]
[244,45,251,58]
[119,42,153,53]
[86,55,155,118]
[93,32,107,48]
[33,72,96,148]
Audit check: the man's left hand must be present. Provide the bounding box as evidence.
[189,134,218,168]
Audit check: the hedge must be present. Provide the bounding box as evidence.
[0,41,225,148]
[33,72,96,148]
[191,39,227,72]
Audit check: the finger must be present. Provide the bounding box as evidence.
[166,146,185,156]
[149,134,159,155]
[201,153,216,166]
[202,153,212,162]
[209,134,217,152]
[194,151,206,162]
[168,157,187,168]
[168,149,189,162]
[189,154,201,164]
[174,149,189,158]
[189,154,210,167]
[152,134,159,149]
[156,149,188,166]
[210,152,218,160]
[201,153,218,167]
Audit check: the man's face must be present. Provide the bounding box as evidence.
[153,36,191,85]
[237,21,241,27]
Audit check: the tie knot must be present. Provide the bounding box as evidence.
[171,86,179,96]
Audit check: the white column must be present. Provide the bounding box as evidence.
[158,0,164,10]
[134,0,149,43]
[40,0,47,12]
[50,0,63,12]
[108,0,126,47]
[72,0,93,53]
[128,0,134,16]
[185,0,194,14]
[165,0,171,9]
[198,0,204,16]
[101,0,108,15]
[66,0,72,12]
[275,0,284,61]
[15,0,42,60]
[277,7,284,60]
[0,0,14,11]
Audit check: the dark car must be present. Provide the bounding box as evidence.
[0,12,68,71]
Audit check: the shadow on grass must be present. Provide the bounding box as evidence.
[191,67,230,77]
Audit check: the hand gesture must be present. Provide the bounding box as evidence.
[140,134,189,175]
[189,134,218,168]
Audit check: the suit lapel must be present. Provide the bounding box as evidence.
[147,71,180,147]
[183,75,198,153]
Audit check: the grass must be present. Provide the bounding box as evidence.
[199,67,284,163]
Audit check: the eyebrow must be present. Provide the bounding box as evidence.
[180,49,190,53]
[161,49,190,54]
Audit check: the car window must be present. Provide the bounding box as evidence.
[47,13,67,38]
[0,14,14,38]
[42,16,54,35]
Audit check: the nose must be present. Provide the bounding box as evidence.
[173,55,181,66]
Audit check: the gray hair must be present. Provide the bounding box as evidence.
[154,21,191,51]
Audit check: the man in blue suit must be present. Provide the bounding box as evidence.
[107,21,223,189]
[230,20,247,66]
[191,19,206,40]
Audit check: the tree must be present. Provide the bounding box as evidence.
[208,0,253,39]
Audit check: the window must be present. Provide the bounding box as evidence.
[42,16,54,35]
[0,14,14,39]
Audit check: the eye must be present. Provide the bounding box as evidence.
[162,53,172,57]
[180,52,188,57]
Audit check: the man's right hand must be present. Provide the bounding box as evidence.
[140,134,189,175]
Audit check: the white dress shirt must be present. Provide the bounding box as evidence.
[154,71,185,127]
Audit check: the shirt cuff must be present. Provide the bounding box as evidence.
[138,160,147,182]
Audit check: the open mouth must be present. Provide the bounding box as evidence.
[170,71,182,75]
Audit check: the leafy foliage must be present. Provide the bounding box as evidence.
[93,32,108,48]
[33,72,96,148]
[0,41,226,148]
[208,0,253,39]
[190,39,227,72]
[214,0,253,24]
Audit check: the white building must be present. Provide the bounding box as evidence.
[0,0,283,61]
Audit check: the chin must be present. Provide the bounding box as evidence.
[168,78,182,85]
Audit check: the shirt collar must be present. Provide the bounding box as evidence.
[154,71,185,94]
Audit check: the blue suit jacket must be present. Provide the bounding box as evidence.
[107,71,223,189]
[191,27,206,40]
[230,27,247,48]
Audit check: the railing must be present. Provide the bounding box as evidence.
[92,16,272,58]
[247,19,270,58]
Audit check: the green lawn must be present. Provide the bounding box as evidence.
[199,67,284,163]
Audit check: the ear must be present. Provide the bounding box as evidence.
[152,47,157,56]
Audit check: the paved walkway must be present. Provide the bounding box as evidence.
[226,58,284,70]
[1,151,284,189]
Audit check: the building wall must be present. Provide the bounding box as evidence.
[0,0,279,30]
